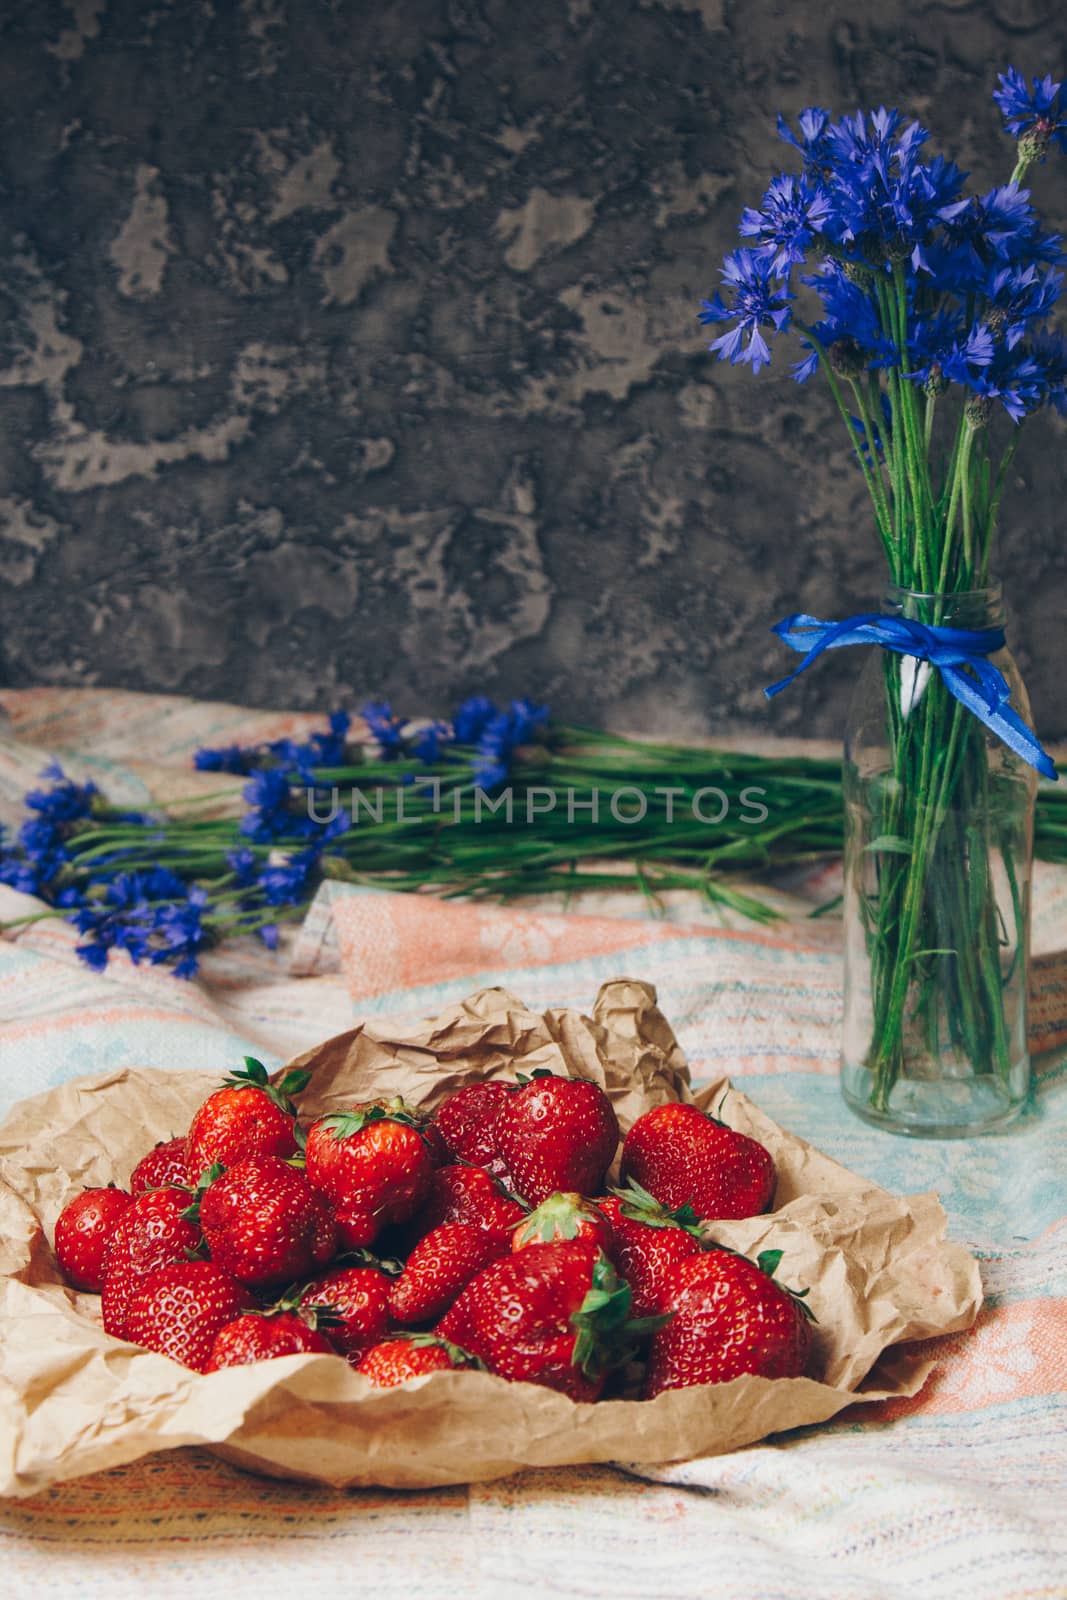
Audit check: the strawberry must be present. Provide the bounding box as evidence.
[388,1223,509,1326]
[199,1155,336,1288]
[495,1073,620,1205]
[206,1307,338,1370]
[355,1333,480,1387]
[185,1057,309,1183]
[125,1260,254,1371]
[620,1102,776,1222]
[512,1191,616,1258]
[101,1185,204,1339]
[435,1239,656,1402]
[300,1265,393,1359]
[431,1081,514,1176]
[416,1163,527,1242]
[130,1137,190,1196]
[304,1101,434,1249]
[597,1184,705,1317]
[642,1249,813,1398]
[53,1186,134,1291]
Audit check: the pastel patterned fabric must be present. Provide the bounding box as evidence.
[1,688,1066,1600]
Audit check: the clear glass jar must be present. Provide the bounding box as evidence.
[841,581,1037,1136]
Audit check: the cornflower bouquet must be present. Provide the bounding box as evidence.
[700,68,1066,1132]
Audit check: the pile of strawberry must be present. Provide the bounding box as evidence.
[52,1059,813,1400]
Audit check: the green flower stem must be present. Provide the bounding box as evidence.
[794,321,894,556]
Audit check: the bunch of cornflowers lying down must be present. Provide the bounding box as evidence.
[2,700,1065,981]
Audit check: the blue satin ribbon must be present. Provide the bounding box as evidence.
[766,612,1058,781]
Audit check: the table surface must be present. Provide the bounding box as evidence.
[2,686,1066,1600]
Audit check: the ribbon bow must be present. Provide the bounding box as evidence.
[766,612,1058,781]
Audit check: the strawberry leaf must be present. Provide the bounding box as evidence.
[219,1056,309,1117]
[334,1246,405,1277]
[320,1100,421,1142]
[756,1248,784,1279]
[610,1180,704,1239]
[394,1332,487,1371]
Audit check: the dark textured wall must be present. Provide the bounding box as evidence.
[2,0,1066,739]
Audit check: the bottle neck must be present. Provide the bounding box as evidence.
[882,581,1005,631]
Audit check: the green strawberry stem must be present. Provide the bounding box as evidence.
[179,1161,226,1223]
[570,1254,672,1379]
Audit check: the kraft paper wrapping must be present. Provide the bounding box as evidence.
[0,981,981,1498]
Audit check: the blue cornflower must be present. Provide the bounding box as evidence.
[265,712,349,783]
[965,343,1044,422]
[239,768,303,842]
[226,847,259,886]
[819,110,963,270]
[740,174,832,275]
[0,848,55,896]
[1029,325,1067,415]
[985,264,1063,346]
[409,720,451,763]
[699,249,794,374]
[934,185,1062,293]
[777,107,834,172]
[24,764,98,825]
[472,699,550,789]
[993,68,1067,159]
[792,264,897,382]
[147,887,209,980]
[907,315,994,387]
[361,701,408,757]
[72,869,197,974]
[452,695,499,745]
[193,744,252,774]
[255,847,321,907]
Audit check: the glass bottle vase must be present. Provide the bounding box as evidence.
[841,582,1036,1136]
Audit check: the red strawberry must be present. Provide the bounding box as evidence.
[300,1266,393,1359]
[431,1081,514,1176]
[199,1155,336,1288]
[436,1240,653,1402]
[620,1102,776,1222]
[512,1191,615,1258]
[101,1186,203,1339]
[130,1137,190,1196]
[205,1308,337,1370]
[495,1074,620,1205]
[125,1261,255,1372]
[597,1184,705,1317]
[54,1187,134,1291]
[304,1101,434,1249]
[643,1249,813,1398]
[355,1334,479,1387]
[417,1163,527,1242]
[185,1057,309,1183]
[388,1223,509,1326]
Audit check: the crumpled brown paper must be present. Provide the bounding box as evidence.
[0,980,981,1499]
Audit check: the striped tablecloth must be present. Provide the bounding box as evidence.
[2,688,1065,1600]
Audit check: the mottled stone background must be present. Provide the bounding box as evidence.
[2,0,1065,739]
